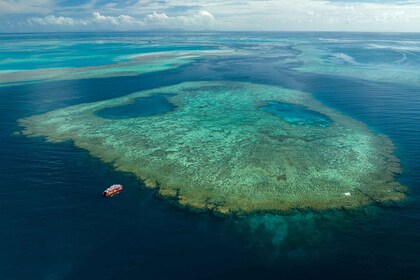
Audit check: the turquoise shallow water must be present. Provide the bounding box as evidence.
[0,33,218,70]
[0,32,419,279]
[261,101,331,126]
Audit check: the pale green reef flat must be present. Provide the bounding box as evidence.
[0,54,195,87]
[19,81,405,215]
[0,49,241,88]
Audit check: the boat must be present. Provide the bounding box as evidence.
[103,184,123,197]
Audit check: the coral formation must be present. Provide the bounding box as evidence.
[19,81,405,215]
[295,45,420,87]
[0,54,196,87]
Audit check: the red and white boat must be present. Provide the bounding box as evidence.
[103,184,123,197]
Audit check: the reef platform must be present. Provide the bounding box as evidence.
[19,81,405,215]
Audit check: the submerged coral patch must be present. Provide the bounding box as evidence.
[0,54,196,87]
[295,45,420,87]
[261,101,331,127]
[19,81,405,215]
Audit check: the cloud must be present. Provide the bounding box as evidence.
[0,0,53,14]
[92,11,141,26]
[26,10,215,30]
[144,10,215,27]
[28,15,87,26]
[196,0,420,31]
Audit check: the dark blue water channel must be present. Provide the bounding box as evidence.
[0,32,419,280]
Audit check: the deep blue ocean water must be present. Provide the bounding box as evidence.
[0,32,419,279]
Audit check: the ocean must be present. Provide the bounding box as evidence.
[0,32,419,279]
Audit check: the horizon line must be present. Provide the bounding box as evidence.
[1,30,420,35]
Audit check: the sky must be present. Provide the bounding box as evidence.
[1,0,420,32]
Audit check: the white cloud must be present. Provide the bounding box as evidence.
[144,10,215,27]
[28,15,87,26]
[198,0,420,32]
[0,0,53,14]
[26,10,216,30]
[95,0,420,32]
[92,12,141,26]
[144,12,170,25]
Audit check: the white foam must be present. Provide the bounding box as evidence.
[366,44,420,53]
[332,52,358,65]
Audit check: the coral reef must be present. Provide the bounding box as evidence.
[0,54,196,87]
[19,81,405,215]
[295,45,420,87]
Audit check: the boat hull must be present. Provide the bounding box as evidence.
[103,184,123,197]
